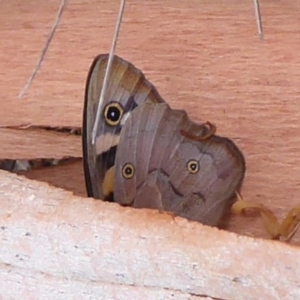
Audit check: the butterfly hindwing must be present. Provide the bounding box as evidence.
[114,101,246,226]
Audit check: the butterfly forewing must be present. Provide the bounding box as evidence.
[83,54,165,200]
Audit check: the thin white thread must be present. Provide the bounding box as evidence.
[91,0,126,145]
[253,0,263,40]
[18,0,67,99]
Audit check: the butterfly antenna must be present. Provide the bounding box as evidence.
[253,0,263,40]
[92,0,126,144]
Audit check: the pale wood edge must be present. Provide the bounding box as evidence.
[0,263,206,300]
[0,170,299,299]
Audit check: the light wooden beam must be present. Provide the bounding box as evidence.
[1,170,299,299]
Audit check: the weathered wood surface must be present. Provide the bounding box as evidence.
[1,170,300,300]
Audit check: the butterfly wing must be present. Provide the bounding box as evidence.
[162,135,246,226]
[82,54,165,200]
[114,101,245,226]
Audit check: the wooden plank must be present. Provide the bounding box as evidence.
[0,128,81,159]
[0,170,300,299]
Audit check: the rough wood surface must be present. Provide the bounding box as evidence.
[1,170,300,299]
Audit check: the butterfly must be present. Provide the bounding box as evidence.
[83,53,246,226]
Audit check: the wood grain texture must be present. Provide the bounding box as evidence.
[1,170,300,300]
[0,128,81,159]
[0,0,300,274]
